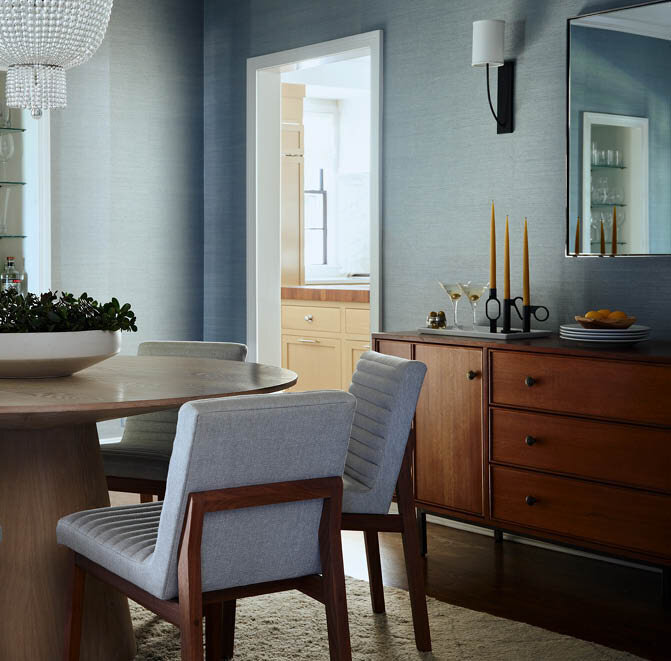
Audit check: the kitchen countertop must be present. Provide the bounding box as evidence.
[281,284,370,304]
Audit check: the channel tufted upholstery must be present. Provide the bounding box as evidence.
[343,351,427,515]
[58,390,356,601]
[101,341,247,483]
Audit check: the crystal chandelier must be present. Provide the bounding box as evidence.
[0,1,114,119]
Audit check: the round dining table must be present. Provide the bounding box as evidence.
[0,355,297,661]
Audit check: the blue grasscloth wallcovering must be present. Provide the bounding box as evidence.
[569,25,671,253]
[51,0,204,355]
[204,0,671,341]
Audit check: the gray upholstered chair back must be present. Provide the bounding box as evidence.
[121,341,248,445]
[146,390,356,600]
[344,351,426,514]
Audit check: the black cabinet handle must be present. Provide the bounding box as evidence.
[525,495,538,506]
[525,435,537,446]
[525,376,536,387]
[467,370,477,381]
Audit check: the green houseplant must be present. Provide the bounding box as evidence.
[0,290,137,333]
[0,290,137,378]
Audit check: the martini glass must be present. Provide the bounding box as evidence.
[438,281,462,328]
[458,281,489,329]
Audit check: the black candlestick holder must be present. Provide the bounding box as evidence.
[487,293,549,334]
[485,288,501,334]
[522,303,550,332]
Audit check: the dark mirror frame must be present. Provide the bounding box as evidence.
[566,0,670,258]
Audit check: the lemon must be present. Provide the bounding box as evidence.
[608,310,628,320]
[585,310,601,320]
[596,309,611,318]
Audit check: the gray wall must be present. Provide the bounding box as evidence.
[51,0,204,355]
[569,25,671,253]
[205,0,671,340]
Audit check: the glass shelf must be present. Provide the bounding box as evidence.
[0,181,26,186]
[0,234,26,239]
[0,127,25,136]
[591,203,626,207]
[591,164,626,170]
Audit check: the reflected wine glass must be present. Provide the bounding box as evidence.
[458,281,489,329]
[438,281,462,329]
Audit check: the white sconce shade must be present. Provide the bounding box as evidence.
[472,20,505,68]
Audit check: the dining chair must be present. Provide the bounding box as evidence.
[340,350,431,652]
[59,390,356,661]
[103,340,247,502]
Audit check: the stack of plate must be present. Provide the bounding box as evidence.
[559,323,651,344]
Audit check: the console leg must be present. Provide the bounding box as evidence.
[417,509,427,557]
[494,529,503,544]
[663,568,670,609]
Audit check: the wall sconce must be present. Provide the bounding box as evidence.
[472,19,514,134]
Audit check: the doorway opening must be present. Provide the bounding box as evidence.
[246,32,382,371]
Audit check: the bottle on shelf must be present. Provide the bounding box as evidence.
[1,255,24,293]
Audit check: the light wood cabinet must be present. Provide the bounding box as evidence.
[282,334,342,391]
[414,344,483,515]
[281,83,305,286]
[342,339,372,390]
[281,298,370,392]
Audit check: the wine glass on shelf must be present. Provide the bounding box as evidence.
[438,281,462,329]
[458,281,489,329]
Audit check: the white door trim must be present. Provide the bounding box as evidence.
[246,30,383,363]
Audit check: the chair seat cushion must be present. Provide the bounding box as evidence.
[101,436,172,481]
[57,502,164,597]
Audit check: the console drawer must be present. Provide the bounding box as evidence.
[282,305,341,333]
[490,351,671,425]
[490,408,671,492]
[491,466,671,558]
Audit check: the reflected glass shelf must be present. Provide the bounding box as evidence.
[0,234,26,239]
[0,127,25,136]
[591,203,626,207]
[591,164,626,170]
[0,181,26,186]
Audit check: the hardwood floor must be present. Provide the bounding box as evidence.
[110,493,669,660]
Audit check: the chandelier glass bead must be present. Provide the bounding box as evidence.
[0,0,114,118]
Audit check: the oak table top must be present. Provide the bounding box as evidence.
[0,355,298,429]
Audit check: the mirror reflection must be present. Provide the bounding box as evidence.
[568,1,671,255]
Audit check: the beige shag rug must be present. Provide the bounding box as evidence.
[131,577,640,660]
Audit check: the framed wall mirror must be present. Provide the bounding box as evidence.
[567,1,671,256]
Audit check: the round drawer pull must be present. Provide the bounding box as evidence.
[525,376,536,387]
[525,435,537,446]
[467,370,477,381]
[525,495,538,506]
[304,314,313,322]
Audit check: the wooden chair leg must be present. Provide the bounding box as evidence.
[222,600,236,659]
[64,556,86,661]
[205,603,223,661]
[319,491,352,661]
[140,493,153,503]
[363,531,385,613]
[397,453,432,652]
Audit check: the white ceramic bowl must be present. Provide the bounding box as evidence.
[0,330,121,378]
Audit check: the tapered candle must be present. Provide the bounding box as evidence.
[612,206,617,256]
[575,216,580,255]
[489,202,496,289]
[504,215,510,299]
[600,220,606,254]
[523,218,530,305]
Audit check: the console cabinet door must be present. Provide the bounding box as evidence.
[414,344,483,515]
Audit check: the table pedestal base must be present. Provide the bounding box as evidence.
[0,424,136,661]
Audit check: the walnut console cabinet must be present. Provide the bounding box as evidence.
[373,332,671,599]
